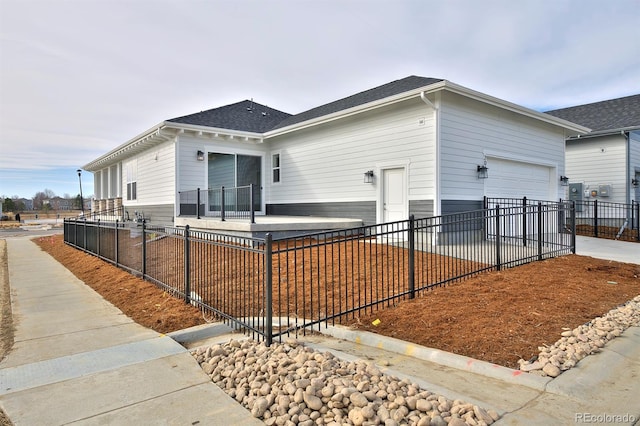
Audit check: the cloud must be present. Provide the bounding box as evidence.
[1,0,639,198]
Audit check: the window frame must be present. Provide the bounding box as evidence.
[272,152,281,184]
[125,159,138,201]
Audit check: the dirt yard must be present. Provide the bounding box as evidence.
[28,234,640,369]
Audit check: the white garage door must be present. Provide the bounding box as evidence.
[485,158,553,200]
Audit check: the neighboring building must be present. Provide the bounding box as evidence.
[19,198,34,210]
[546,94,640,204]
[44,197,75,211]
[83,76,588,231]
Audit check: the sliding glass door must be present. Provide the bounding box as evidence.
[207,152,261,212]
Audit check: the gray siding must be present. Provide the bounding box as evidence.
[123,204,175,225]
[441,199,484,215]
[267,201,376,226]
[409,200,434,219]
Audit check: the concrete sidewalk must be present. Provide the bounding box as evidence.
[1,235,639,425]
[576,235,640,264]
[0,237,262,425]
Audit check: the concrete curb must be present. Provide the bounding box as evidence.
[167,322,236,345]
[320,324,552,391]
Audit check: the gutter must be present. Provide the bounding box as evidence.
[264,80,591,140]
[437,81,592,135]
[83,121,264,170]
[566,125,640,140]
[420,91,441,217]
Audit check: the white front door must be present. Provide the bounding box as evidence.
[383,168,407,222]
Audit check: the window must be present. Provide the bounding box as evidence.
[207,152,261,211]
[272,153,281,183]
[125,160,137,201]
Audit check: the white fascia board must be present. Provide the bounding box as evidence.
[437,81,592,135]
[566,125,640,140]
[263,85,444,139]
[82,122,167,170]
[263,79,590,139]
[160,122,264,141]
[83,122,265,171]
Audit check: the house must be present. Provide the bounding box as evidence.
[44,196,75,211]
[83,76,588,234]
[18,198,34,211]
[546,94,640,205]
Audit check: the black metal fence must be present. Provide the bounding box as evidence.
[83,205,125,222]
[64,201,575,345]
[486,197,640,242]
[571,199,639,242]
[178,185,257,223]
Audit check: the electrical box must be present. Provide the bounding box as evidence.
[598,184,612,197]
[568,183,583,201]
[568,183,583,212]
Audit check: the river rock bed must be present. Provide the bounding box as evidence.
[518,295,640,377]
[193,339,499,425]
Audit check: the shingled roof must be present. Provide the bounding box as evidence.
[168,76,444,134]
[545,94,640,132]
[271,76,443,130]
[167,100,292,133]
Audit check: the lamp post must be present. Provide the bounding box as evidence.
[76,169,85,217]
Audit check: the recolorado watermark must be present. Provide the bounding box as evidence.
[575,412,637,423]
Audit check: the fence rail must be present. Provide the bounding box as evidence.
[178,185,257,222]
[486,197,640,242]
[82,205,125,222]
[64,201,576,345]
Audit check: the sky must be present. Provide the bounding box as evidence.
[1,0,639,201]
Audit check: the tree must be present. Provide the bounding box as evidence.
[2,198,14,212]
[12,198,25,212]
[33,189,56,210]
[74,194,83,210]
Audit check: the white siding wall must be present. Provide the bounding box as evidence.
[122,141,176,206]
[266,100,436,204]
[176,135,269,193]
[439,92,566,201]
[566,135,627,204]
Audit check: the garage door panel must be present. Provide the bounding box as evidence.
[485,158,552,200]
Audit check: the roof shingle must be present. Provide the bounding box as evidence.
[168,76,444,134]
[271,76,443,130]
[545,94,640,132]
[167,100,292,133]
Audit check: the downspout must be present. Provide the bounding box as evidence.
[174,134,181,220]
[624,131,630,205]
[421,91,441,217]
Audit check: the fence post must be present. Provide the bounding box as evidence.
[522,197,527,247]
[83,219,87,250]
[142,220,147,278]
[636,201,640,242]
[537,202,543,261]
[221,186,226,222]
[408,215,415,299]
[197,188,201,219]
[571,201,576,254]
[96,219,100,258]
[115,220,119,267]
[495,205,501,271]
[250,184,256,224]
[593,199,598,238]
[184,225,191,304]
[265,233,273,346]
